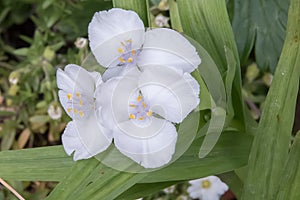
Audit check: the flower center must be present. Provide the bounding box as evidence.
[128,94,152,121]
[201,180,211,189]
[117,39,138,65]
[66,92,90,118]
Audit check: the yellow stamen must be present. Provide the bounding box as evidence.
[142,102,147,108]
[129,104,136,108]
[127,39,132,43]
[67,108,72,113]
[67,93,72,100]
[79,99,83,107]
[138,117,144,120]
[201,180,211,189]
[119,57,126,63]
[76,92,81,98]
[137,95,142,102]
[117,48,124,53]
[147,110,153,116]
[129,114,136,119]
[74,109,78,114]
[131,49,135,55]
[79,111,84,117]
[127,57,133,63]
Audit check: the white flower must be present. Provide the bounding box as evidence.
[187,176,228,200]
[88,8,201,80]
[163,185,175,194]
[74,37,88,49]
[47,104,62,120]
[154,14,169,27]
[95,66,200,168]
[56,64,112,160]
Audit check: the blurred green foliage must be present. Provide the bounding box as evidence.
[0,0,112,198]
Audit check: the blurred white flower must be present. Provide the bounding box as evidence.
[9,71,19,85]
[187,176,228,200]
[57,64,112,160]
[75,37,88,49]
[154,14,169,27]
[176,195,189,200]
[47,104,62,120]
[95,66,200,168]
[88,8,200,80]
[163,185,175,194]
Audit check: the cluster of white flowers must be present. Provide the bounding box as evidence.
[57,8,201,168]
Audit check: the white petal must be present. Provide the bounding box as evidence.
[88,8,145,67]
[139,66,200,123]
[138,28,201,73]
[113,119,177,168]
[95,68,141,129]
[57,64,100,118]
[56,64,96,96]
[101,64,134,81]
[62,112,113,161]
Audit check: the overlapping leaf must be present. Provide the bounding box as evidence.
[232,0,290,72]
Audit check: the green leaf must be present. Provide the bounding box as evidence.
[168,0,182,32]
[47,159,145,200]
[186,36,227,157]
[241,0,300,198]
[142,131,252,183]
[117,181,179,200]
[276,132,300,199]
[232,0,290,72]
[0,146,73,181]
[113,0,150,27]
[177,0,247,133]
[13,48,28,56]
[219,171,243,199]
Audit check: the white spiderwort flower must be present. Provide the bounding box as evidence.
[88,8,201,80]
[95,66,200,168]
[187,176,228,200]
[57,64,112,160]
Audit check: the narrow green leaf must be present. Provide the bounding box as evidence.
[219,171,243,199]
[232,0,290,71]
[177,0,246,133]
[187,36,227,157]
[0,146,73,181]
[13,48,28,56]
[46,158,99,200]
[47,158,145,200]
[168,0,182,32]
[276,132,300,199]
[241,0,300,198]
[117,181,179,200]
[142,131,252,183]
[113,0,150,27]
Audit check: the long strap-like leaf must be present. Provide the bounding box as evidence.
[241,0,300,198]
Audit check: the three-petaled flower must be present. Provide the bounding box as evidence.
[57,64,112,160]
[88,8,201,80]
[187,176,228,200]
[95,66,200,168]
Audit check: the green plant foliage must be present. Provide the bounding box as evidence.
[276,132,300,200]
[232,0,290,72]
[241,0,300,198]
